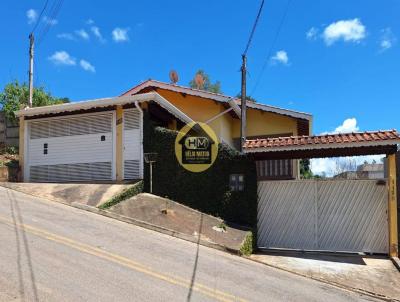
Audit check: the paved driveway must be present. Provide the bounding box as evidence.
[252,252,400,301]
[0,186,382,302]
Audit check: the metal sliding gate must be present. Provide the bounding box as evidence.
[257,179,389,254]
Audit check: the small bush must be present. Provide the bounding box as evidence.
[99,181,143,209]
[5,159,19,168]
[239,232,254,256]
[5,146,18,155]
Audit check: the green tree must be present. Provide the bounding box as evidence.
[0,80,69,121]
[189,70,222,94]
[300,159,313,179]
[236,94,257,103]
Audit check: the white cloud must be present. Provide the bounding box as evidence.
[323,18,366,45]
[26,9,38,25]
[57,33,75,40]
[270,50,289,65]
[75,29,90,40]
[379,28,396,51]
[310,118,384,177]
[86,19,95,25]
[91,26,106,43]
[80,59,95,73]
[112,27,129,42]
[48,51,76,66]
[332,118,359,133]
[306,27,318,40]
[43,16,58,26]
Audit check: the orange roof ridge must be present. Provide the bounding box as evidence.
[244,129,400,150]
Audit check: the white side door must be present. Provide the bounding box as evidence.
[123,109,143,179]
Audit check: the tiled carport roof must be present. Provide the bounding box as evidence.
[244,130,400,153]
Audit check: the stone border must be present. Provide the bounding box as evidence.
[391,257,400,272]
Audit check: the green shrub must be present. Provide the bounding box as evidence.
[5,146,18,155]
[239,232,254,256]
[5,159,19,168]
[142,113,258,227]
[99,181,144,209]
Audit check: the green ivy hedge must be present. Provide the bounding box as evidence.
[143,114,258,227]
[99,181,144,209]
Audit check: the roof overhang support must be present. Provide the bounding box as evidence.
[228,98,241,118]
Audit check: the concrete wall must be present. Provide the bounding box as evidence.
[0,112,19,147]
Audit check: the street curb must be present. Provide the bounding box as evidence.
[71,202,241,256]
[391,257,400,272]
[245,256,400,302]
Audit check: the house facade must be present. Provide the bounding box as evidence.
[16,80,312,183]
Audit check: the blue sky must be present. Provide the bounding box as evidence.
[1,0,399,136]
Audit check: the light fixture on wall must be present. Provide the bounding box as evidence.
[144,153,158,194]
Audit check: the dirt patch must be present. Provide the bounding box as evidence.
[108,193,250,252]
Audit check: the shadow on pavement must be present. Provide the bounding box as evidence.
[186,213,203,302]
[7,189,39,302]
[257,250,369,265]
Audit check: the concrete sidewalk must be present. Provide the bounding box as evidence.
[0,182,132,207]
[251,252,400,301]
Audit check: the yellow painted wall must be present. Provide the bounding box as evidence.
[231,108,298,138]
[156,88,300,145]
[156,89,235,146]
[388,154,398,257]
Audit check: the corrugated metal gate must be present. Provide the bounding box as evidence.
[26,112,115,182]
[258,179,389,253]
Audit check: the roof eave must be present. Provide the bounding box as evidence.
[123,80,312,121]
[244,140,400,153]
[15,92,194,125]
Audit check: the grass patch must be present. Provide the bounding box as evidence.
[239,232,254,256]
[98,181,143,209]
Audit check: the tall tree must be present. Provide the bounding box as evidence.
[300,159,313,179]
[189,70,222,94]
[236,93,257,103]
[0,80,69,121]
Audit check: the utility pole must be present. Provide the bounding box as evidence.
[28,33,34,108]
[240,54,247,153]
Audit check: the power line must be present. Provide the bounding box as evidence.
[240,0,265,152]
[36,0,64,47]
[249,0,293,97]
[31,0,49,33]
[243,0,265,56]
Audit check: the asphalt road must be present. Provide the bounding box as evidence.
[0,186,380,302]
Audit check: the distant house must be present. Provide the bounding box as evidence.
[334,162,385,179]
[357,162,385,179]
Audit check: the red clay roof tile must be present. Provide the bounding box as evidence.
[244,130,400,150]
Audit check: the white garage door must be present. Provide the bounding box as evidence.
[258,179,389,254]
[26,112,115,182]
[123,109,142,179]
